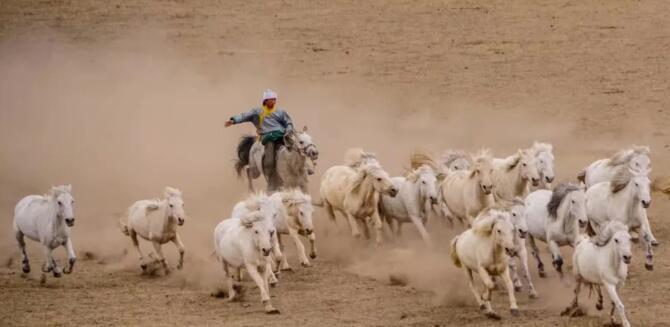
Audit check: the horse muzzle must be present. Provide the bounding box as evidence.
[305,229,314,235]
[531,178,540,187]
[578,220,588,229]
[505,247,517,257]
[177,218,185,226]
[642,200,651,209]
[481,185,493,194]
[262,248,271,257]
[518,230,527,239]
[545,176,555,183]
[387,188,399,197]
[622,255,632,265]
[65,218,75,227]
[430,197,438,205]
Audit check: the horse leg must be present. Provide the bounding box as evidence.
[245,262,279,314]
[596,285,604,310]
[151,242,169,274]
[42,246,61,278]
[561,277,583,316]
[222,261,238,301]
[345,213,362,239]
[171,234,185,270]
[276,234,290,271]
[519,246,538,298]
[528,236,546,278]
[640,209,659,246]
[463,268,485,312]
[501,267,519,316]
[370,211,384,245]
[640,220,654,271]
[409,215,431,245]
[63,238,77,274]
[245,167,255,193]
[288,228,310,267]
[129,231,147,270]
[477,266,499,319]
[265,257,278,287]
[548,239,564,279]
[15,230,30,273]
[307,230,317,260]
[604,282,630,327]
[508,256,522,292]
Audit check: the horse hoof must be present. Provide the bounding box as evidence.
[645,263,654,271]
[140,264,148,271]
[40,274,47,285]
[651,239,660,247]
[177,265,183,270]
[301,262,312,268]
[479,304,487,312]
[485,311,501,320]
[309,253,317,259]
[280,267,293,272]
[539,271,546,278]
[596,302,604,311]
[510,309,520,317]
[53,271,62,278]
[514,285,522,293]
[529,291,539,299]
[22,265,31,274]
[570,308,585,317]
[269,281,278,288]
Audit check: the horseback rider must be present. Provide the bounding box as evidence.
[225,89,294,189]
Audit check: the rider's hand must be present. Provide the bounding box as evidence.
[225,120,234,127]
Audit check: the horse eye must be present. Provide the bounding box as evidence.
[571,200,575,204]
[635,183,639,187]
[377,178,382,181]
[422,181,426,184]
[454,166,459,169]
[169,204,174,208]
[300,141,304,144]
[255,230,259,234]
[522,163,527,167]
[615,239,619,243]
[512,213,517,217]
[270,230,275,236]
[497,230,501,234]
[58,201,63,206]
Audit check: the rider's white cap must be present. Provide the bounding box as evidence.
[262,89,277,102]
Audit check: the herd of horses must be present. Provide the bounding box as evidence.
[10,126,670,326]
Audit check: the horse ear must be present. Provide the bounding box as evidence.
[66,184,73,193]
[284,133,295,147]
[302,125,308,132]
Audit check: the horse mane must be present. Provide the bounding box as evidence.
[440,150,469,167]
[48,184,72,197]
[240,210,265,227]
[472,209,506,237]
[591,221,628,247]
[547,183,580,220]
[406,165,433,182]
[164,186,182,198]
[531,142,553,156]
[607,145,650,167]
[244,191,268,211]
[611,167,634,194]
[468,148,493,179]
[409,151,438,172]
[281,188,311,204]
[344,148,378,168]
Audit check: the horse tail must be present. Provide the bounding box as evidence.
[235,135,256,177]
[119,214,130,236]
[450,236,461,268]
[576,169,586,184]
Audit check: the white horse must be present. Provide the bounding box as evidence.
[586,167,654,271]
[230,193,283,285]
[578,145,650,188]
[500,199,538,299]
[235,126,319,193]
[13,185,76,278]
[439,149,495,226]
[270,189,316,270]
[492,149,541,202]
[439,149,471,172]
[380,165,438,244]
[562,222,632,327]
[531,142,555,189]
[450,208,519,319]
[525,183,588,278]
[121,187,187,274]
[214,211,280,314]
[319,154,398,245]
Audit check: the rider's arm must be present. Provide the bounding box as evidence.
[230,108,260,125]
[280,110,295,133]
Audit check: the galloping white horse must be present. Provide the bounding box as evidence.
[450,208,519,319]
[492,149,541,202]
[439,149,495,226]
[578,145,650,188]
[380,165,438,244]
[501,199,538,299]
[235,126,319,192]
[531,142,555,189]
[562,222,632,327]
[270,189,316,270]
[121,187,187,274]
[13,185,77,278]
[586,167,654,271]
[214,211,280,314]
[319,152,398,244]
[439,150,471,172]
[525,183,588,278]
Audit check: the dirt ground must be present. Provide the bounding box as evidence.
[1,1,670,326]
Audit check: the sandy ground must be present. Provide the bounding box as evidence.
[1,1,670,326]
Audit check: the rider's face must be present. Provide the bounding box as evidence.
[264,98,276,109]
